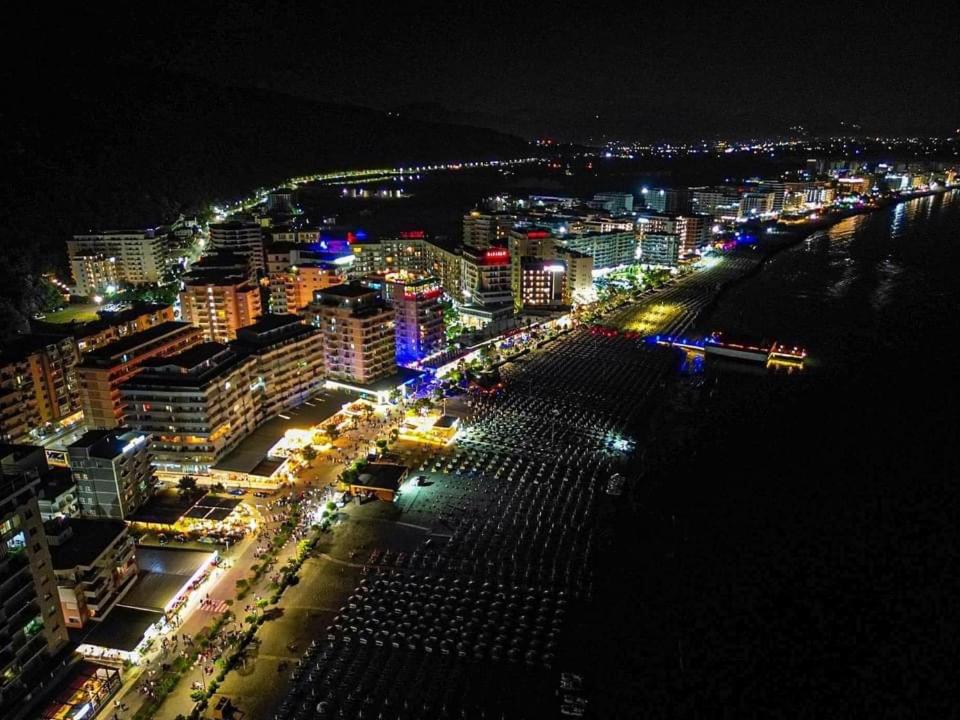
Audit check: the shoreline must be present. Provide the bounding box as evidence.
[690,185,959,335]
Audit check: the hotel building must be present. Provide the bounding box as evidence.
[308,284,396,385]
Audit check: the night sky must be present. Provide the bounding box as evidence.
[12,1,960,140]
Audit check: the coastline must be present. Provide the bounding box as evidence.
[690,185,959,334]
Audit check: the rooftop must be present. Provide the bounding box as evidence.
[37,466,75,499]
[78,321,196,366]
[0,332,71,363]
[317,282,378,299]
[212,389,354,475]
[352,463,407,492]
[140,341,229,371]
[68,429,148,459]
[128,489,241,525]
[49,518,127,569]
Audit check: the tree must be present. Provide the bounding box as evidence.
[178,475,199,499]
[325,423,340,441]
[301,445,317,462]
[211,482,226,494]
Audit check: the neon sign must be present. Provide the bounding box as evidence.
[399,230,425,239]
[483,248,510,264]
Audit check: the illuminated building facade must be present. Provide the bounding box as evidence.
[69,254,119,297]
[0,334,80,443]
[508,228,556,311]
[557,230,636,269]
[463,211,516,249]
[640,232,681,268]
[309,284,396,385]
[179,269,263,343]
[459,246,514,327]
[72,303,175,356]
[68,230,164,288]
[67,429,156,519]
[0,472,68,713]
[119,344,260,474]
[738,191,775,218]
[49,519,137,629]
[520,259,567,308]
[388,275,445,364]
[77,321,202,429]
[208,220,266,272]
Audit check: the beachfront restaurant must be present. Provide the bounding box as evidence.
[73,545,217,665]
[126,488,251,536]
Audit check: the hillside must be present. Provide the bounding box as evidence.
[0,65,529,336]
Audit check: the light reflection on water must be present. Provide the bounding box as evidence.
[702,190,960,370]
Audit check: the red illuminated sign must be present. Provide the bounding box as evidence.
[483,248,510,265]
[526,230,550,239]
[399,230,425,239]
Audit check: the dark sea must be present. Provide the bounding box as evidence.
[588,190,960,718]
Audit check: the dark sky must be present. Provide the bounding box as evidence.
[16,1,960,141]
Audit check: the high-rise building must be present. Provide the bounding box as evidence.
[67,429,155,519]
[179,268,263,343]
[70,303,176,356]
[738,192,776,218]
[265,244,344,313]
[232,314,326,416]
[459,246,514,328]
[308,284,396,385]
[590,192,634,214]
[348,233,430,277]
[69,254,119,297]
[423,240,463,302]
[463,211,516,249]
[520,259,567,308]
[68,230,165,288]
[208,221,266,272]
[640,232,681,267]
[759,181,787,213]
[690,186,740,216]
[643,188,690,214]
[559,250,594,306]
[77,321,203,429]
[384,275,445,365]
[0,472,68,713]
[120,344,260,474]
[638,213,711,257]
[49,518,137,629]
[557,230,637,269]
[508,228,556,311]
[0,335,80,443]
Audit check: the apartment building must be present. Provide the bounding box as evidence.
[70,304,175,356]
[77,321,203,429]
[68,230,165,288]
[232,315,326,416]
[0,472,68,713]
[67,429,155,520]
[208,221,265,272]
[0,335,80,443]
[308,284,396,385]
[119,344,260,474]
[179,268,263,343]
[48,519,137,629]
